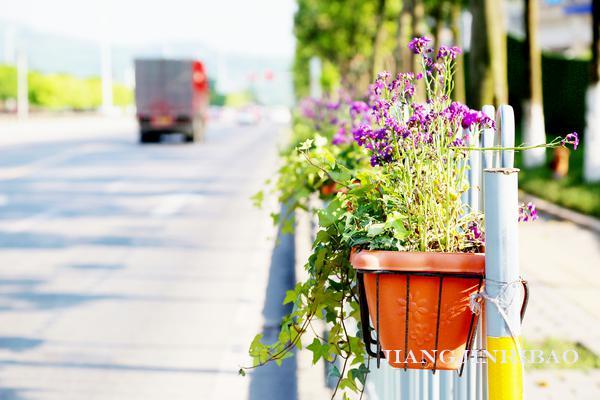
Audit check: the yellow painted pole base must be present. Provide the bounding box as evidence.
[487,336,523,400]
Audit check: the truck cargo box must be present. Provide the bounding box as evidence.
[134,59,209,143]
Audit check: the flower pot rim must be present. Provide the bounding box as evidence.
[350,249,484,275]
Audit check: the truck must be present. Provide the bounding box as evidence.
[134,59,209,143]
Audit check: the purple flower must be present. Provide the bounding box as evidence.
[468,222,483,241]
[352,123,372,146]
[350,101,369,119]
[561,132,579,150]
[299,97,318,120]
[452,137,465,147]
[437,45,462,60]
[408,36,432,55]
[332,123,351,145]
[326,101,340,111]
[519,202,538,223]
[461,110,479,129]
[377,71,391,81]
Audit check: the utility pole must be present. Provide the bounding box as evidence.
[4,26,15,64]
[99,1,113,116]
[101,40,113,115]
[584,0,600,182]
[309,57,322,99]
[522,0,546,167]
[17,50,28,119]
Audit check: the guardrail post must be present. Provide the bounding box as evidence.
[483,105,523,400]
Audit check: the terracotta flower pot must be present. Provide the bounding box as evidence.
[350,250,485,371]
[319,181,338,197]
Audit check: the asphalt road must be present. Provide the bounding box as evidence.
[0,116,294,400]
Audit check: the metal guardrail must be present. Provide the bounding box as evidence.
[365,105,524,400]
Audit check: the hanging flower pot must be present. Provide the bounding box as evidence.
[350,250,484,372]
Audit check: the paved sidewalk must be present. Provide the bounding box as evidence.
[520,215,600,399]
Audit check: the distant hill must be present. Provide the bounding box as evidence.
[0,21,293,105]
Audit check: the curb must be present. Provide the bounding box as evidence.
[519,190,600,233]
[294,204,333,400]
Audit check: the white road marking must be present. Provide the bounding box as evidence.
[150,193,203,217]
[0,143,111,181]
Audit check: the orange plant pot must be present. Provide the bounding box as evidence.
[350,250,485,371]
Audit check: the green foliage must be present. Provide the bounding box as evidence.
[245,196,368,397]
[28,72,99,109]
[113,83,133,106]
[293,0,402,96]
[464,36,591,135]
[224,91,254,107]
[0,64,133,110]
[0,65,17,100]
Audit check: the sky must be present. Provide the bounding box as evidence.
[0,0,296,57]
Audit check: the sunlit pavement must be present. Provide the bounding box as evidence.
[520,216,600,399]
[0,117,289,400]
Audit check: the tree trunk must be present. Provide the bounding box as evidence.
[433,3,447,52]
[412,0,427,101]
[450,2,466,103]
[522,0,546,167]
[592,0,600,84]
[396,1,413,73]
[584,0,600,182]
[371,0,388,79]
[468,0,508,108]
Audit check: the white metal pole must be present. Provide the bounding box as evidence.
[483,105,523,400]
[498,106,515,169]
[439,370,453,399]
[101,40,113,115]
[309,57,322,99]
[4,26,16,64]
[584,83,600,182]
[17,51,28,119]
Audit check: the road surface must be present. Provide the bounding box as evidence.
[0,116,294,400]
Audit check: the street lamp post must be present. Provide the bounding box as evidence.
[17,50,28,119]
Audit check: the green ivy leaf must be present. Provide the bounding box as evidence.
[306,338,332,364]
[386,217,409,240]
[298,138,314,151]
[250,190,264,208]
[283,284,301,305]
[367,223,385,237]
[327,364,341,380]
[350,363,370,385]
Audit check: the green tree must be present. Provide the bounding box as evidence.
[0,65,17,101]
[294,0,402,96]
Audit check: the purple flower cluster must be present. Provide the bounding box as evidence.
[467,221,484,242]
[518,202,538,223]
[298,89,366,147]
[332,123,352,145]
[441,102,494,131]
[408,36,432,55]
[350,70,495,165]
[299,97,318,120]
[343,37,502,166]
[561,132,579,150]
[437,46,462,60]
[350,101,370,119]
